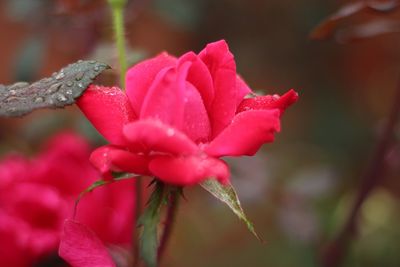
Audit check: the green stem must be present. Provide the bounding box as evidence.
[133,177,142,267]
[108,0,128,89]
[158,188,180,264]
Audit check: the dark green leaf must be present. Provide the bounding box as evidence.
[200,179,261,241]
[0,60,109,117]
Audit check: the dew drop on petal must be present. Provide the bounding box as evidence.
[166,128,175,137]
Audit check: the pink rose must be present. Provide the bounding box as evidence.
[0,132,135,267]
[78,40,298,186]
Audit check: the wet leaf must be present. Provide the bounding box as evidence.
[0,60,109,117]
[200,179,261,241]
[137,182,166,267]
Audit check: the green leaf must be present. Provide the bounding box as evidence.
[200,179,261,241]
[73,175,135,218]
[137,182,166,267]
[0,60,109,117]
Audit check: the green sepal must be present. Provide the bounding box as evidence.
[200,179,261,241]
[137,182,167,267]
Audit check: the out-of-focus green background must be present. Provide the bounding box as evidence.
[1,0,400,266]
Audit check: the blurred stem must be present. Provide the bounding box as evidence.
[108,0,128,89]
[321,76,400,267]
[133,177,143,267]
[158,188,180,264]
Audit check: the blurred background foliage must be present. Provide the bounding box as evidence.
[1,0,400,266]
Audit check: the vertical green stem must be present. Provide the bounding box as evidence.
[108,1,138,265]
[133,177,143,267]
[108,0,128,89]
[158,188,180,264]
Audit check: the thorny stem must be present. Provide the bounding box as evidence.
[321,76,400,267]
[158,188,180,264]
[108,0,128,89]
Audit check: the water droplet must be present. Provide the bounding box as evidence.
[42,78,52,83]
[75,72,85,81]
[78,83,84,88]
[66,89,73,95]
[55,72,65,80]
[94,65,100,71]
[34,97,44,103]
[56,94,68,102]
[199,153,208,160]
[166,128,175,137]
[7,107,17,113]
[9,82,29,91]
[272,94,280,100]
[46,83,62,94]
[4,96,19,103]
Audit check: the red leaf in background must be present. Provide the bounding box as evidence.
[310,0,400,41]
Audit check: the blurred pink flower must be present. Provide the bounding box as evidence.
[59,220,116,267]
[0,132,135,267]
[78,39,298,186]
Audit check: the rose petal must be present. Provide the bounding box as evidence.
[205,109,281,157]
[75,179,135,245]
[59,220,116,267]
[178,52,214,110]
[77,85,136,145]
[182,82,211,142]
[90,145,150,179]
[237,89,299,115]
[236,75,252,105]
[126,52,177,115]
[0,213,28,266]
[149,155,229,185]
[123,119,198,155]
[10,183,65,229]
[140,62,191,128]
[199,40,237,137]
